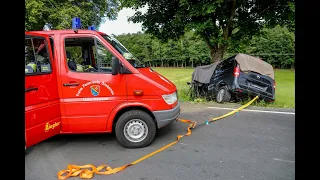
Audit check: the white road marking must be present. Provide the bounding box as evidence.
[207,107,295,115]
[179,143,189,146]
[272,158,295,163]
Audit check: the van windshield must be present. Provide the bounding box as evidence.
[101,34,145,68]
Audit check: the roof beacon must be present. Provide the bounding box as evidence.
[72,17,81,33]
[88,25,95,30]
[43,23,53,31]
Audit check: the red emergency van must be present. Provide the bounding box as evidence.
[25,28,180,149]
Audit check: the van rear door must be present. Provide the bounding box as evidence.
[246,71,275,97]
[25,32,61,148]
[238,69,275,99]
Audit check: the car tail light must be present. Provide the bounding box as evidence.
[274,81,276,90]
[233,66,240,77]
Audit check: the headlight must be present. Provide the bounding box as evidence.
[162,92,177,105]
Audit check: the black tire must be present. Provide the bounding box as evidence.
[216,86,231,103]
[115,110,156,148]
[224,88,231,102]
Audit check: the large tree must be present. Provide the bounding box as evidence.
[120,0,295,62]
[25,0,120,31]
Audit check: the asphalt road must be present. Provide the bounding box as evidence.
[25,104,295,180]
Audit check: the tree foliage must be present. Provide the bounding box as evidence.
[116,31,210,67]
[245,25,295,68]
[120,0,295,62]
[115,26,294,69]
[25,0,120,31]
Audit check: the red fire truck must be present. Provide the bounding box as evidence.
[25,19,180,150]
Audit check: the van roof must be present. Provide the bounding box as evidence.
[26,29,107,36]
[235,53,274,80]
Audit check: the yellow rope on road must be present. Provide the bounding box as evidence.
[57,96,259,179]
[209,96,259,122]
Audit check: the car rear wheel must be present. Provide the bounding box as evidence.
[115,110,156,148]
[216,86,231,103]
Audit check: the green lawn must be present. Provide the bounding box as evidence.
[153,67,295,108]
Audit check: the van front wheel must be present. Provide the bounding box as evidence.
[216,86,231,103]
[115,110,156,148]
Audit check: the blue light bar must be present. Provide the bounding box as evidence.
[72,17,81,30]
[88,25,95,30]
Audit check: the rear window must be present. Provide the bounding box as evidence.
[25,36,52,75]
[220,58,234,69]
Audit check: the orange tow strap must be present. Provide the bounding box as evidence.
[57,96,259,180]
[57,119,196,180]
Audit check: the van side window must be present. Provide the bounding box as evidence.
[93,40,113,71]
[64,37,114,73]
[25,37,52,75]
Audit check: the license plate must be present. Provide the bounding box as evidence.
[251,84,264,90]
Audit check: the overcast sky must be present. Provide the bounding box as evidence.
[99,7,147,35]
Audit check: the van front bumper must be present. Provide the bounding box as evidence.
[153,102,181,129]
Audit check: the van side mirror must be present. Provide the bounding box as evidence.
[112,57,120,75]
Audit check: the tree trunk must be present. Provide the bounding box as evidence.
[210,46,226,63]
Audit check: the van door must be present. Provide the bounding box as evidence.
[212,58,235,90]
[59,34,127,133]
[25,33,61,148]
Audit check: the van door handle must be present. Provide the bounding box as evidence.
[25,87,38,92]
[63,83,79,87]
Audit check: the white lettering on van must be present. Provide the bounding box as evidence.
[76,87,84,96]
[82,81,92,88]
[76,80,114,97]
[82,97,109,101]
[101,82,114,95]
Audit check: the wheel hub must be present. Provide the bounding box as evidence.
[124,119,148,143]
